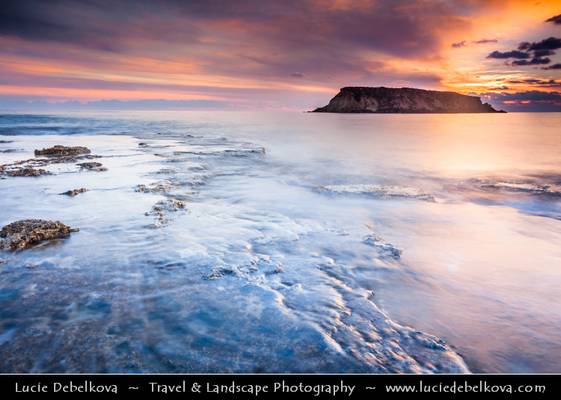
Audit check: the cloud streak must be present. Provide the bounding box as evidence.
[488,50,530,59]
[545,14,561,24]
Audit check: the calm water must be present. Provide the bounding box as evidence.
[0,111,560,372]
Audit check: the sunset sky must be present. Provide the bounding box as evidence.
[1,0,560,111]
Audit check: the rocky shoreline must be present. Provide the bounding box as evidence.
[0,141,190,250]
[0,133,470,374]
[0,145,105,178]
[0,145,103,250]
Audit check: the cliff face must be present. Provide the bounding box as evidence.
[313,87,501,113]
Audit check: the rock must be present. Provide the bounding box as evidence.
[204,267,237,280]
[320,184,435,202]
[77,162,107,172]
[135,182,172,194]
[4,167,51,177]
[148,199,185,213]
[156,168,176,175]
[145,199,186,226]
[0,140,13,144]
[35,145,91,157]
[2,143,102,178]
[313,87,502,113]
[0,219,78,251]
[60,188,88,197]
[223,148,266,157]
[363,234,402,260]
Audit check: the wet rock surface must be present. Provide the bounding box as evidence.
[1,145,102,177]
[35,145,91,157]
[0,219,78,251]
[319,184,436,202]
[77,162,107,172]
[135,182,173,194]
[60,188,88,197]
[462,177,561,198]
[363,233,402,260]
[145,199,186,226]
[4,167,51,177]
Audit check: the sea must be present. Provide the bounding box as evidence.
[0,111,560,373]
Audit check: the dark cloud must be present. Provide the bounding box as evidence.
[487,50,530,59]
[0,0,467,58]
[545,14,561,24]
[0,1,188,52]
[519,37,561,51]
[542,63,561,70]
[452,38,497,48]
[489,37,560,67]
[452,40,467,48]
[473,38,498,44]
[512,57,551,66]
[483,91,561,112]
[505,78,561,88]
[533,49,555,57]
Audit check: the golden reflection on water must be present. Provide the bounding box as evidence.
[374,199,561,372]
[409,113,561,176]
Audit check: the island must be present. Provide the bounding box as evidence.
[312,87,502,113]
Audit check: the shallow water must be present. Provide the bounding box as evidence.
[0,111,560,372]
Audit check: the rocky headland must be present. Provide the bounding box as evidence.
[313,87,501,113]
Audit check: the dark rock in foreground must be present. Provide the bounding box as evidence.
[35,145,91,157]
[0,219,78,251]
[313,87,502,113]
[60,188,88,197]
